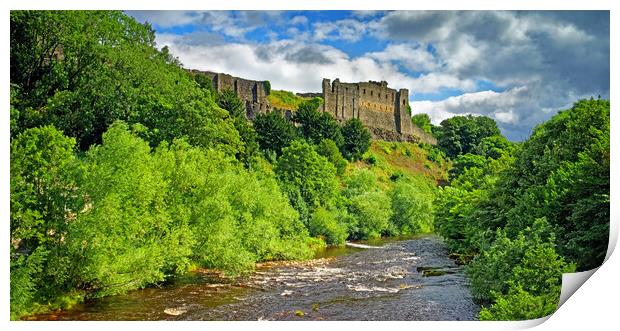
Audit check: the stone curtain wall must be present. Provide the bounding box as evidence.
[191,70,271,119]
[322,78,432,143]
[190,70,435,144]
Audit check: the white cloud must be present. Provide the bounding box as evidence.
[366,43,439,72]
[157,33,478,96]
[312,19,367,43]
[134,10,608,140]
[126,11,202,28]
[290,15,308,25]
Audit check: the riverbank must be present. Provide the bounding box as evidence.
[28,235,478,321]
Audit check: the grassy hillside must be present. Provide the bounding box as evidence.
[268,90,323,110]
[349,140,449,190]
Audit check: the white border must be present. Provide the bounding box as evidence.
[1,1,617,331]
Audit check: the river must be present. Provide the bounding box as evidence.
[31,234,479,321]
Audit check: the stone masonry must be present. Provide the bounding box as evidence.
[191,70,271,119]
[322,78,436,144]
[191,70,436,144]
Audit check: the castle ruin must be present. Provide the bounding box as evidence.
[321,78,416,142]
[191,69,436,144]
[191,70,271,119]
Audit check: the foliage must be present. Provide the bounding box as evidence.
[308,207,348,246]
[254,111,298,156]
[347,191,392,240]
[448,153,487,181]
[66,122,188,296]
[294,100,344,147]
[436,115,501,158]
[217,89,246,118]
[275,140,339,222]
[217,89,259,164]
[263,80,271,94]
[411,113,433,135]
[10,125,81,318]
[436,99,608,320]
[474,135,515,159]
[502,99,610,270]
[316,139,347,176]
[10,10,242,153]
[341,118,372,161]
[389,180,435,234]
[341,169,393,240]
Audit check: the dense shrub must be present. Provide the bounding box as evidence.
[308,207,348,246]
[316,139,347,176]
[254,111,298,156]
[275,140,339,222]
[341,118,372,160]
[390,181,434,234]
[294,100,344,147]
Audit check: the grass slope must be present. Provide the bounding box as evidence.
[268,90,323,111]
[350,140,449,190]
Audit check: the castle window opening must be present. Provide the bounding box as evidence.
[378,93,381,98]
[371,91,373,96]
[363,89,366,94]
[403,99,406,105]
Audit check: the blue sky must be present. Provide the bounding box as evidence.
[127,10,609,140]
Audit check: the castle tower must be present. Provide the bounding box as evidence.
[396,88,413,135]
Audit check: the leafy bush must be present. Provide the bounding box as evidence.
[309,207,348,246]
[411,113,433,134]
[390,181,434,234]
[254,111,297,156]
[348,191,392,240]
[341,118,372,160]
[436,115,501,158]
[294,100,344,147]
[275,140,339,222]
[316,139,347,176]
[10,11,242,154]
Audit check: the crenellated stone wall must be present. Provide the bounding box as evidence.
[322,78,428,143]
[191,70,271,119]
[189,69,436,144]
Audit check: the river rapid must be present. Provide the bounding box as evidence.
[31,234,479,321]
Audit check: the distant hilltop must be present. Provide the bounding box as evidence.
[190,69,436,145]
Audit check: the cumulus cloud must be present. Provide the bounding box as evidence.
[156,33,477,95]
[366,43,439,72]
[129,10,609,140]
[312,19,368,43]
[374,11,609,139]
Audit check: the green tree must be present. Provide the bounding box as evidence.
[308,207,348,246]
[217,89,246,118]
[10,10,242,153]
[275,140,339,222]
[390,181,435,234]
[66,122,191,297]
[341,118,372,161]
[436,115,501,158]
[348,191,392,240]
[448,153,487,181]
[216,89,259,164]
[474,135,515,159]
[10,125,81,319]
[411,113,433,134]
[254,111,298,156]
[315,139,347,176]
[294,99,344,147]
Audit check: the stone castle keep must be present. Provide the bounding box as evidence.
[321,78,415,141]
[193,70,436,144]
[192,70,271,119]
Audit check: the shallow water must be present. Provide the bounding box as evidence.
[31,234,479,321]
